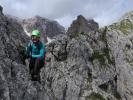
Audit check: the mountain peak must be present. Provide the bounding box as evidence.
[0,5,3,15]
[67,15,99,38]
[22,16,65,40]
[77,15,88,22]
[109,11,133,35]
[120,11,133,22]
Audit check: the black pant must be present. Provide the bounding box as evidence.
[29,58,44,81]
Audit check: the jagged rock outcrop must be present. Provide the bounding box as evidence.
[0,6,44,100]
[40,16,118,100]
[67,15,99,38]
[21,16,65,42]
[1,4,133,100]
[40,12,133,100]
[109,11,133,35]
[0,5,3,15]
[105,11,133,100]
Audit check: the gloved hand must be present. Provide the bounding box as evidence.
[37,57,41,61]
[26,54,31,59]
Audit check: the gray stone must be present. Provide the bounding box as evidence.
[21,16,65,42]
[1,4,133,100]
[67,15,99,38]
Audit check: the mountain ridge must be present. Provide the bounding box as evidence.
[0,5,133,100]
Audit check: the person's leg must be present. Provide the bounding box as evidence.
[29,58,36,80]
[33,58,44,81]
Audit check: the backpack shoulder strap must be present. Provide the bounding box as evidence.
[38,41,45,50]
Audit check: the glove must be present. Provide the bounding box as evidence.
[26,54,31,59]
[37,57,41,61]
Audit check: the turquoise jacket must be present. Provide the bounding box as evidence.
[26,41,45,59]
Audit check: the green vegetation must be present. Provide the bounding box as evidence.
[87,72,92,82]
[94,27,115,66]
[86,92,106,100]
[100,26,108,43]
[91,49,115,66]
[80,31,86,35]
[103,48,115,65]
[90,49,115,67]
[85,91,121,100]
[109,19,133,35]
[113,91,122,100]
[92,51,106,65]
[72,31,86,39]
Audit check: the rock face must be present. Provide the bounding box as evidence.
[0,5,3,15]
[1,4,133,100]
[67,15,99,38]
[109,11,133,35]
[41,16,117,100]
[106,11,133,100]
[22,16,65,42]
[41,13,133,100]
[0,6,44,100]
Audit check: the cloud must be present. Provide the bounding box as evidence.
[0,0,133,28]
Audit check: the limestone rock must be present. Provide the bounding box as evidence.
[67,15,99,38]
[22,16,65,42]
[1,4,133,100]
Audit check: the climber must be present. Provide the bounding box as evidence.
[25,29,45,81]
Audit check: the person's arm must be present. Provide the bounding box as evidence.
[32,43,45,58]
[25,42,32,58]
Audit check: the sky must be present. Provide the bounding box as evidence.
[0,0,133,28]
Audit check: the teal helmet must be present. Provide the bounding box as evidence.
[32,30,41,37]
